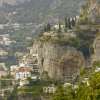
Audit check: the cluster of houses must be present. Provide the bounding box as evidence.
[10,51,40,86]
[0,34,16,59]
[0,22,35,31]
[0,63,8,78]
[10,64,33,86]
[10,64,32,80]
[0,61,38,87]
[0,34,16,46]
[0,48,8,57]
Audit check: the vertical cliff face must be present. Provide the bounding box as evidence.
[88,0,100,23]
[93,35,100,62]
[31,38,85,81]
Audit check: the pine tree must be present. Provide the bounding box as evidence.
[43,23,51,32]
[46,23,51,32]
[65,17,68,28]
[58,21,62,33]
[68,18,72,29]
[71,18,76,27]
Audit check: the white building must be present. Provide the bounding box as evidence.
[10,65,18,76]
[0,63,8,78]
[15,67,32,80]
[0,34,15,46]
[19,79,29,87]
[95,67,100,72]
[43,85,56,94]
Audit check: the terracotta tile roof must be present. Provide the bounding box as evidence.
[16,67,32,73]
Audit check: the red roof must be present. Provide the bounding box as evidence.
[16,67,32,73]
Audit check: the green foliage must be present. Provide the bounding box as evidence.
[17,80,53,98]
[89,72,100,90]
[76,84,92,100]
[80,67,86,77]
[1,0,84,24]
[52,72,100,100]
[0,80,12,89]
[58,23,62,33]
[77,72,100,100]
[7,86,18,100]
[64,17,68,30]
[44,23,51,32]
[68,37,80,48]
[52,85,75,100]
[18,85,42,98]
[41,71,50,81]
[40,34,80,49]
[79,4,89,25]
[93,61,100,68]
[40,35,51,42]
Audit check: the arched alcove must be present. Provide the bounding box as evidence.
[60,51,85,82]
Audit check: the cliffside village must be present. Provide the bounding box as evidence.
[0,19,78,93]
[0,0,100,95]
[0,14,79,83]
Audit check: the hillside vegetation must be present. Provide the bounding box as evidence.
[0,0,85,24]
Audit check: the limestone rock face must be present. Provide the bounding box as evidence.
[31,39,85,81]
[88,0,100,23]
[93,35,100,61]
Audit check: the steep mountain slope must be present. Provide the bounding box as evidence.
[0,0,16,6]
[0,0,86,24]
[0,0,31,6]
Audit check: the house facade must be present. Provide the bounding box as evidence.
[15,67,32,80]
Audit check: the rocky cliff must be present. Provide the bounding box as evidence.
[93,33,100,62]
[31,34,85,81]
